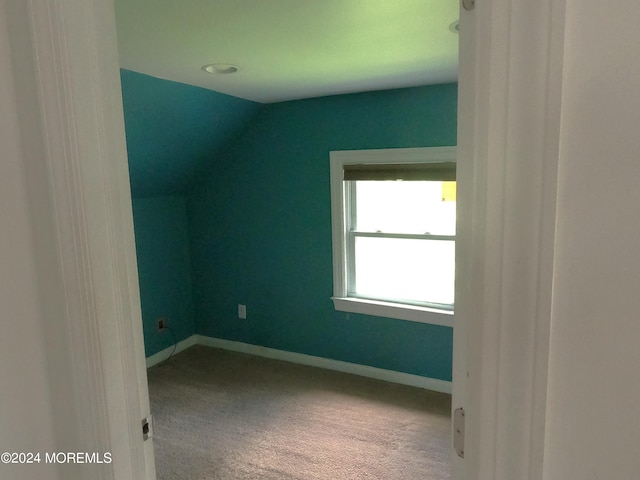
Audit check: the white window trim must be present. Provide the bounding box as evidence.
[330,146,456,328]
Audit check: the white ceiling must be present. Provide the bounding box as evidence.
[114,0,459,104]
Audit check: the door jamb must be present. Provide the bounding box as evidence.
[9,1,155,478]
[453,0,566,478]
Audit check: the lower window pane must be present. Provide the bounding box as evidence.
[353,237,455,306]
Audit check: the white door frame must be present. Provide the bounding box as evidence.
[6,0,154,478]
[453,0,566,479]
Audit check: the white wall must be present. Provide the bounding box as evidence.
[0,3,58,479]
[545,1,640,478]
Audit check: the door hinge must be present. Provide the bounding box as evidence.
[462,0,475,11]
[453,407,465,458]
[142,415,153,441]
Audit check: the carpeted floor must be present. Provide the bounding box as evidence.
[148,345,451,480]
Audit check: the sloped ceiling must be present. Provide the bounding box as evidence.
[117,2,460,197]
[121,70,261,197]
[115,0,459,103]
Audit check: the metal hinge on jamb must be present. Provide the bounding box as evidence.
[462,0,475,10]
[142,415,153,441]
[453,407,465,458]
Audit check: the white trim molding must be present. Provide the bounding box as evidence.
[198,336,452,394]
[148,335,452,395]
[6,1,155,478]
[332,297,453,327]
[453,0,566,479]
[329,146,457,326]
[145,336,199,369]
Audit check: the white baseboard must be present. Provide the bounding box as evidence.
[194,335,452,394]
[147,334,451,394]
[145,335,198,368]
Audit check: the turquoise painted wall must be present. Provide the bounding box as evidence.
[120,69,261,197]
[122,69,260,357]
[187,83,457,381]
[132,195,195,357]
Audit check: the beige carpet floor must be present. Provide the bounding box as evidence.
[148,345,451,480]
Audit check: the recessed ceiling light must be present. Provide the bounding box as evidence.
[449,20,460,34]
[201,63,240,75]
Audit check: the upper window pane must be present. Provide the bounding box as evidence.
[354,181,456,235]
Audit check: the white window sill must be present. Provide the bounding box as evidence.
[331,297,453,327]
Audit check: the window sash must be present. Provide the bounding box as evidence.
[349,231,456,241]
[343,177,456,309]
[346,232,455,310]
[329,147,457,325]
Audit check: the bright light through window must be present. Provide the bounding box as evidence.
[355,181,456,235]
[349,181,456,307]
[330,147,456,326]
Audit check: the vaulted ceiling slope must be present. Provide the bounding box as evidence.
[121,69,262,197]
[115,0,459,103]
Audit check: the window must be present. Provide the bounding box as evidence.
[330,147,456,326]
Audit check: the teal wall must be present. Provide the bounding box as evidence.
[122,69,260,357]
[132,195,195,357]
[187,84,457,381]
[121,69,261,197]
[122,70,458,380]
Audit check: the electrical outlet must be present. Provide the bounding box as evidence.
[238,304,247,319]
[157,318,166,331]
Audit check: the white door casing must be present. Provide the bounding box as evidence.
[4,0,155,478]
[452,0,566,479]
